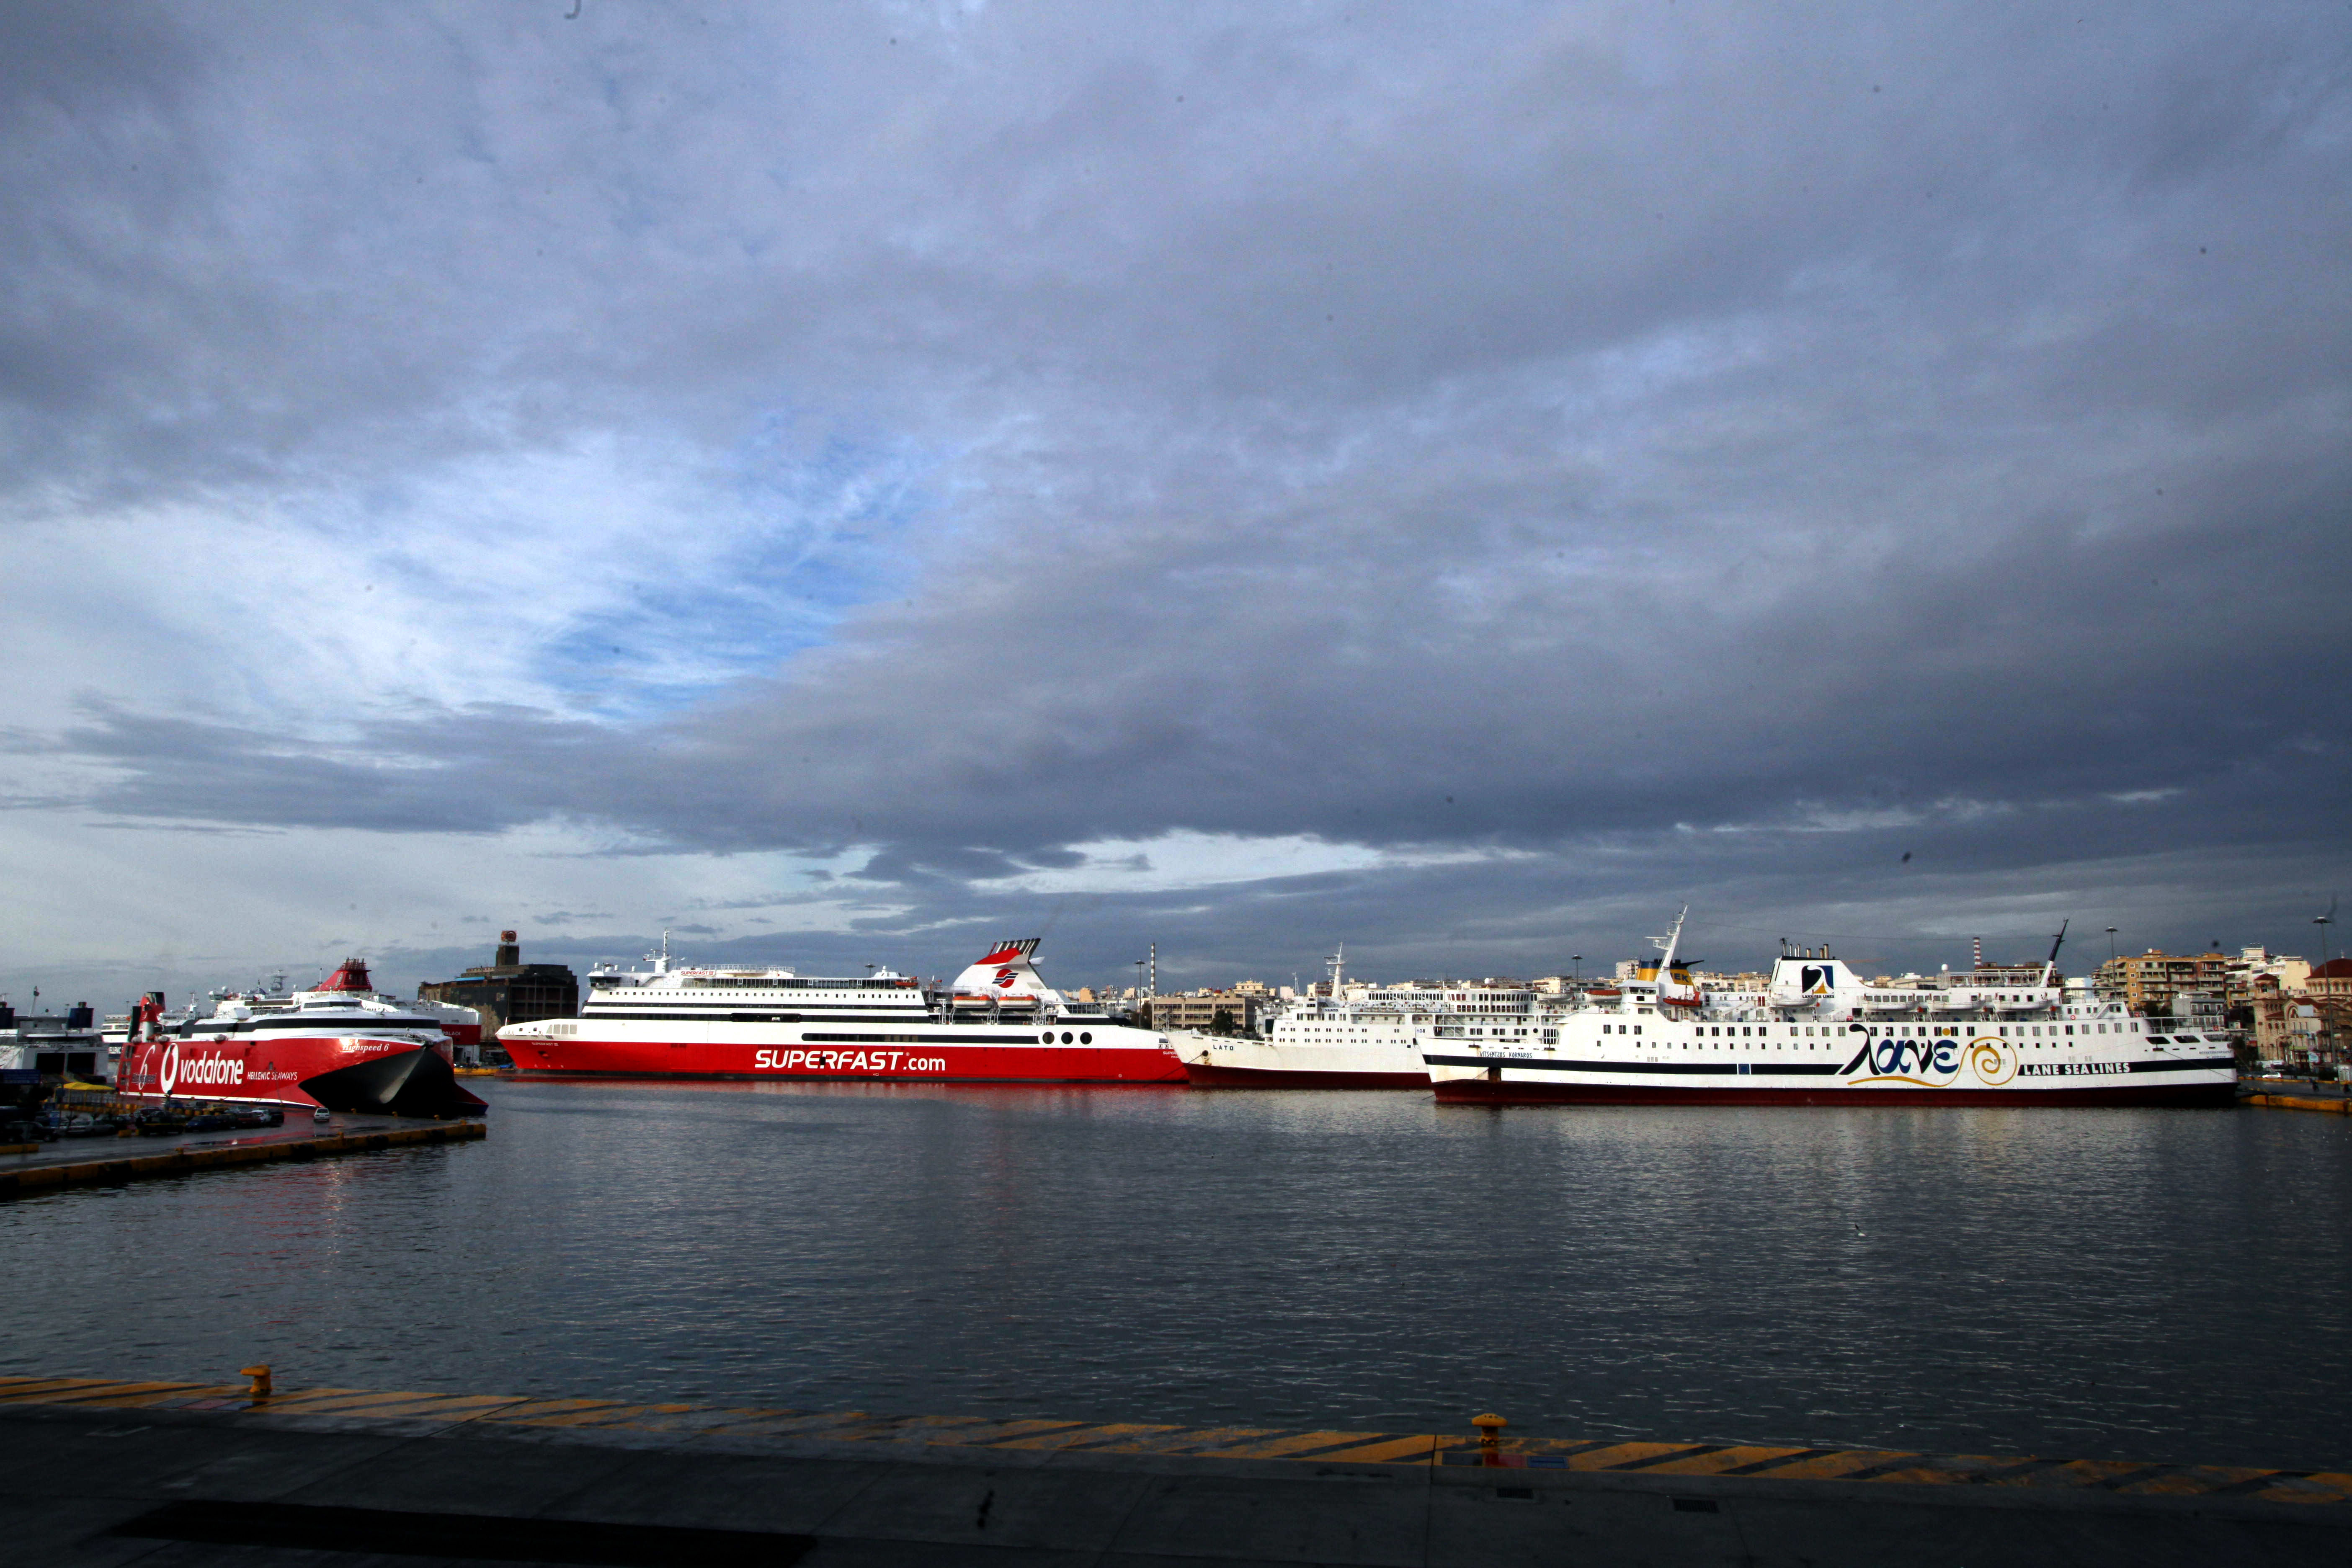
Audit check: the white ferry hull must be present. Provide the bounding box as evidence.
[1426,1035,2238,1107]
[1174,1032,1426,1088]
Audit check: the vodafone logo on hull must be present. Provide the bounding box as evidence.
[158,1043,244,1094]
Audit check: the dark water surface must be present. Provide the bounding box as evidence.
[5,1080,2348,1469]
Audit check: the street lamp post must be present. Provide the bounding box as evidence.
[2318,902,2339,1079]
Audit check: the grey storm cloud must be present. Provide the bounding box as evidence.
[3,0,2348,987]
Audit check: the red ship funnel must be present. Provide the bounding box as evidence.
[318,958,373,993]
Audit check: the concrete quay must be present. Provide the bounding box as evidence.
[3,1377,2346,1566]
[2241,1075,2352,1115]
[0,1115,485,1199]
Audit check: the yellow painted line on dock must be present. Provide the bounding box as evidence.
[2244,1093,2352,1114]
[1309,1433,1444,1464]
[1728,1449,1911,1480]
[0,1377,132,1401]
[278,1391,532,1420]
[0,1378,209,1406]
[468,1398,642,1426]
[1624,1444,1817,1476]
[948,1419,1129,1450]
[3,1374,2343,1506]
[1190,1429,1400,1460]
[1542,1440,1694,1470]
[488,1401,704,1430]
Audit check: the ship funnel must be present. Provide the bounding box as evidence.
[949,939,1062,1008]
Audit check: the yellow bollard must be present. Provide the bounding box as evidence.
[1473,1412,1506,1465]
[241,1364,272,1400]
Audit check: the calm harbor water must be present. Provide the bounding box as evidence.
[4,1079,2348,1469]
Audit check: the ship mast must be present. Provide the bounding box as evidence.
[2038,920,2068,989]
[1651,907,1689,973]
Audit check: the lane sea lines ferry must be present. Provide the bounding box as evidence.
[499,936,1184,1084]
[1424,912,2237,1107]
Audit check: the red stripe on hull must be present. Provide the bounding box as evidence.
[1181,1061,1427,1089]
[1431,1080,2239,1107]
[502,1040,1186,1084]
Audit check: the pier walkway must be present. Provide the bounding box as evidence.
[0,1115,485,1198]
[3,1375,2344,1565]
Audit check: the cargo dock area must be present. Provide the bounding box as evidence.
[3,1375,2345,1566]
[0,1115,485,1199]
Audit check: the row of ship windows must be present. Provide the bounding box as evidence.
[589,978,914,992]
[1586,1021,2146,1039]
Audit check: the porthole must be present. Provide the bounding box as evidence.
[1080,1032,1092,1044]
[1061,1031,1074,1044]
[1039,1032,1053,1044]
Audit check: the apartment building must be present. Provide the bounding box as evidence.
[2092,949,2228,1013]
[1149,990,1261,1034]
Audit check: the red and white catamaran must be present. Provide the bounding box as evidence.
[499,936,1183,1083]
[115,961,486,1117]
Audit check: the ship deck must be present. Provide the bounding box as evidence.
[0,1113,485,1199]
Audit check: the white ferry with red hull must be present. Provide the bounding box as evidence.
[1425,913,2238,1108]
[114,962,487,1117]
[499,938,1185,1085]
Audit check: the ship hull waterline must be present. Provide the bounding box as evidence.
[501,1038,1187,1085]
[1430,1079,2239,1108]
[114,1036,487,1117]
[1180,1060,1428,1089]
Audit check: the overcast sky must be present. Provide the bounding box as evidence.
[3,1,2347,1010]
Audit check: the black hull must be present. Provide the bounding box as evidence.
[302,1049,487,1117]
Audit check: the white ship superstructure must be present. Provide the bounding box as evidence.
[1178,948,1536,1087]
[1425,912,2238,1106]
